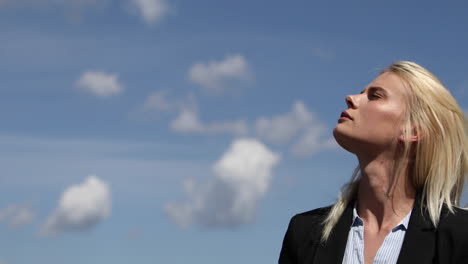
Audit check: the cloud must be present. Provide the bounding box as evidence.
[129,90,181,120]
[291,129,338,156]
[0,0,100,6]
[40,175,111,236]
[165,138,280,228]
[255,101,337,156]
[0,0,106,19]
[76,71,124,97]
[0,203,35,228]
[168,99,335,155]
[171,108,248,136]
[0,1,171,24]
[130,0,170,25]
[255,101,314,143]
[170,108,204,132]
[188,54,251,93]
[143,91,173,111]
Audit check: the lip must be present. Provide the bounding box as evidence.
[340,111,353,120]
[338,117,351,123]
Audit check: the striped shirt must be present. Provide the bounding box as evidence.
[342,206,412,264]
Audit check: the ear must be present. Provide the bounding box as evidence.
[398,126,422,143]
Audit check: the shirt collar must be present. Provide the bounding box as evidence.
[351,204,412,232]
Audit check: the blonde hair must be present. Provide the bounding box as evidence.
[322,61,468,242]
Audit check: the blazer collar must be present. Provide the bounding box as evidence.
[313,195,437,264]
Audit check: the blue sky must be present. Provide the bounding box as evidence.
[0,1,467,263]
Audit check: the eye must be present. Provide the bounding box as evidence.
[368,92,382,100]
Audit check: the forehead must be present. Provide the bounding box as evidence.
[367,72,409,97]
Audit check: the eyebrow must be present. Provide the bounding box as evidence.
[360,86,388,95]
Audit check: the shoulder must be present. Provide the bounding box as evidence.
[436,207,468,262]
[279,206,333,263]
[288,205,333,233]
[280,205,332,261]
[294,205,333,221]
[438,206,468,232]
[439,206,468,226]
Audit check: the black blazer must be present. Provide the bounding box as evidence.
[279,199,468,264]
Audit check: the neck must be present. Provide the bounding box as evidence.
[356,154,416,230]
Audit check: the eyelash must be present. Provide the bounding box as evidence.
[368,93,381,100]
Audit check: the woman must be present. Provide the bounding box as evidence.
[279,61,468,264]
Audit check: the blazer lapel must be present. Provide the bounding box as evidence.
[396,198,436,264]
[314,203,353,264]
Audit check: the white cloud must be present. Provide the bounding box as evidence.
[0,203,35,228]
[255,101,314,144]
[256,101,337,156]
[165,139,280,228]
[0,0,99,6]
[170,108,204,133]
[171,108,249,136]
[206,120,249,135]
[0,0,106,18]
[291,128,338,156]
[76,71,124,97]
[130,0,170,25]
[0,0,173,24]
[188,54,251,93]
[40,175,111,236]
[143,91,173,111]
[130,90,183,120]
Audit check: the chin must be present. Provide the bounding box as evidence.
[333,127,356,154]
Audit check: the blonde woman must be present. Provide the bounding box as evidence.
[279,61,468,264]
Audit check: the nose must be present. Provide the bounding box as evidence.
[345,95,357,109]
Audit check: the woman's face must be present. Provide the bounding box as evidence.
[333,72,409,155]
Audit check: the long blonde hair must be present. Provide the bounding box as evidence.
[322,61,468,242]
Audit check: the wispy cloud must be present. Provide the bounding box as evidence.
[171,108,248,136]
[40,175,111,236]
[0,0,107,21]
[168,94,248,136]
[0,0,172,25]
[143,90,174,111]
[256,101,313,144]
[188,54,252,93]
[129,90,182,120]
[255,101,337,156]
[76,71,124,97]
[130,0,170,25]
[0,0,101,7]
[291,128,338,156]
[0,203,35,229]
[165,138,280,228]
[167,99,335,155]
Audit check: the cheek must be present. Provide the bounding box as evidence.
[362,105,403,127]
